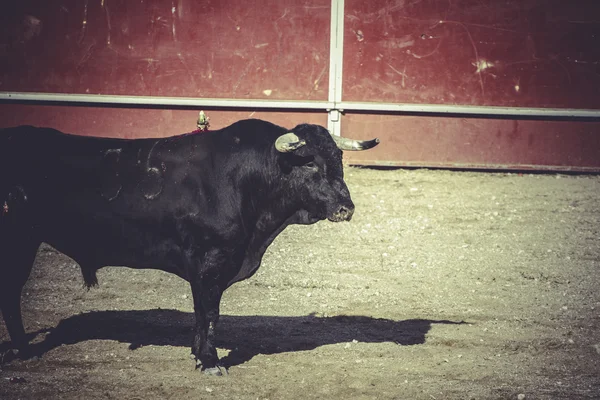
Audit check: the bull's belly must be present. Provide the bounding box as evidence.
[38,210,185,277]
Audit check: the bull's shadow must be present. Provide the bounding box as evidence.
[1,310,464,368]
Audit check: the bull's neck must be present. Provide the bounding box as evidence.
[241,150,300,232]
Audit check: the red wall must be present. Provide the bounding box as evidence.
[341,0,600,171]
[0,0,330,100]
[1,0,599,171]
[343,0,600,108]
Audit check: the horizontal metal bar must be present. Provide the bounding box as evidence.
[339,101,600,119]
[348,159,600,173]
[0,92,333,110]
[2,92,600,119]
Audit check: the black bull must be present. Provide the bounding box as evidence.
[0,118,378,375]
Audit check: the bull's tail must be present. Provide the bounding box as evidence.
[0,129,11,195]
[0,126,32,196]
[81,265,99,288]
[1,128,30,227]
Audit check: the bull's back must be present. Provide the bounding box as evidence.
[0,127,175,268]
[0,126,147,223]
[1,126,114,181]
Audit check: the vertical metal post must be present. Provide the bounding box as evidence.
[328,0,345,136]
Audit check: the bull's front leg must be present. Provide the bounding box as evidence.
[190,278,225,375]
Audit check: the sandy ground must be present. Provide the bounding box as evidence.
[1,167,600,400]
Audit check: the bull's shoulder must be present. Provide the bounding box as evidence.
[223,119,286,136]
[204,119,289,152]
[0,125,57,139]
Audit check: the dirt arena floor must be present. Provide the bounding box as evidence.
[1,167,600,399]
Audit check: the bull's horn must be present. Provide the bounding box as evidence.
[275,132,306,153]
[331,135,380,151]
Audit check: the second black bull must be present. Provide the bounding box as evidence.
[0,118,379,375]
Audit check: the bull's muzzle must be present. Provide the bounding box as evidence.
[328,204,355,222]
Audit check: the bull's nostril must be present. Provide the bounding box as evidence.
[338,205,354,220]
[328,203,355,222]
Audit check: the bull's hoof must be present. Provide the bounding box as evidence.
[203,366,228,376]
[190,354,228,376]
[1,349,19,364]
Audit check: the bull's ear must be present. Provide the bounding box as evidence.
[275,132,306,153]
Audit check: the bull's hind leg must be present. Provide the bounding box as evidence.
[0,234,40,361]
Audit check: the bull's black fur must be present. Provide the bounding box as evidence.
[0,119,365,374]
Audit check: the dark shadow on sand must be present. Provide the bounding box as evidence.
[0,309,465,368]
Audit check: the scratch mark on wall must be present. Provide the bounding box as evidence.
[143,58,159,70]
[177,52,198,91]
[77,42,96,72]
[310,64,327,95]
[78,0,89,45]
[171,1,178,41]
[551,58,572,85]
[227,9,251,32]
[406,37,442,59]
[206,57,213,79]
[353,29,365,42]
[472,59,494,74]
[272,8,290,62]
[232,61,252,94]
[139,73,147,90]
[438,20,485,97]
[104,0,112,46]
[504,57,572,86]
[379,35,414,49]
[386,63,408,88]
[276,9,289,21]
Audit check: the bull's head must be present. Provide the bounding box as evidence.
[274,125,379,223]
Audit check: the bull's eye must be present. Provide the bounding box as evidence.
[304,161,317,169]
